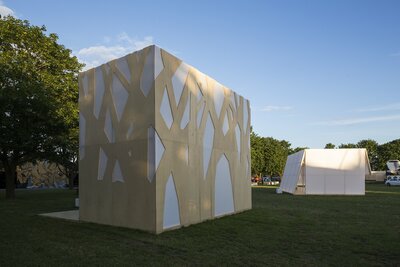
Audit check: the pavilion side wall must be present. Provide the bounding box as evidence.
[153,49,251,232]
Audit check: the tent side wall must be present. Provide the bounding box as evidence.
[281,150,305,194]
[304,149,366,195]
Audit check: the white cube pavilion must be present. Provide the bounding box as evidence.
[78,45,251,233]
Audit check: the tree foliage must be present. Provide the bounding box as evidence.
[250,128,305,177]
[357,139,379,170]
[250,129,265,176]
[376,139,400,170]
[338,143,358,148]
[324,143,335,149]
[290,146,309,154]
[48,124,79,189]
[0,16,83,198]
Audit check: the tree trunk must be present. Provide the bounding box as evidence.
[4,163,16,199]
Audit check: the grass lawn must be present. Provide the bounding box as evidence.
[0,184,399,266]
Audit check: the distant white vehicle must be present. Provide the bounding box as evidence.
[262,177,279,185]
[385,176,400,186]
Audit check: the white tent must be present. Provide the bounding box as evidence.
[280,149,371,195]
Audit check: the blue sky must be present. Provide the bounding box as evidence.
[2,0,400,148]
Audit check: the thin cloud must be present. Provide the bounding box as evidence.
[75,33,153,70]
[313,114,400,126]
[390,52,400,57]
[261,105,293,112]
[0,1,15,17]
[355,103,400,112]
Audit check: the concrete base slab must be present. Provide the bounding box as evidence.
[40,210,79,221]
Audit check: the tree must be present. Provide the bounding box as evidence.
[338,143,357,148]
[357,139,379,170]
[250,129,265,176]
[324,143,335,149]
[48,126,79,189]
[376,139,400,171]
[0,16,83,198]
[256,137,291,177]
[250,127,292,177]
[290,146,308,154]
[263,138,291,176]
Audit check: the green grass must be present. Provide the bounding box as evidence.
[0,184,399,266]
